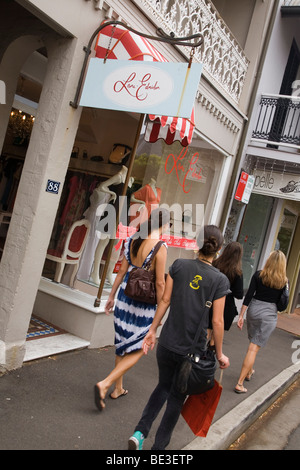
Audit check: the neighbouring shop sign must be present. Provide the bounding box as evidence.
[234,171,255,204]
[79,59,202,118]
[253,169,300,201]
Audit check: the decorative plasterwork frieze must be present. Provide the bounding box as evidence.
[84,0,119,18]
[130,0,249,104]
[196,91,240,134]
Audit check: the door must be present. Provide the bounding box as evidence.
[238,193,274,289]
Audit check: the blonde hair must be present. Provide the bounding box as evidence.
[259,250,287,289]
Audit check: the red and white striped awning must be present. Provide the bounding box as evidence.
[145,109,195,147]
[95,23,195,147]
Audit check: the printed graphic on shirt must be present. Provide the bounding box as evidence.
[189,275,203,290]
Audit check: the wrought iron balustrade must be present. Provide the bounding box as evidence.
[283,0,300,6]
[252,94,300,148]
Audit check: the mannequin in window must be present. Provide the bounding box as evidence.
[89,167,134,285]
[130,178,162,225]
[77,166,133,284]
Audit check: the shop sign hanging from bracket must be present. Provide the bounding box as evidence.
[70,20,203,114]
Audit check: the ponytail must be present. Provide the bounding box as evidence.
[197,225,224,257]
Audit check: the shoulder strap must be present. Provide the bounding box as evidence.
[144,240,164,270]
[190,275,220,354]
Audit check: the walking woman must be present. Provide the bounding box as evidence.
[208,242,244,347]
[94,208,170,411]
[235,250,288,394]
[128,225,230,450]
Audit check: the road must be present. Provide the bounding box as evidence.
[228,377,300,450]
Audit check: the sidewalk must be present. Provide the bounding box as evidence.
[0,314,300,450]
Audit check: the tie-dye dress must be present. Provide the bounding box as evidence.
[113,237,167,356]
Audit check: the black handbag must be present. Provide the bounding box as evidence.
[277,282,289,312]
[176,285,218,396]
[124,241,164,305]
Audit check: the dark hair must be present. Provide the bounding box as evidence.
[131,208,170,257]
[197,225,224,257]
[213,241,243,283]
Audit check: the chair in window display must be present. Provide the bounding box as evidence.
[46,219,91,286]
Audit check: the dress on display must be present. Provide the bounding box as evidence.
[130,184,161,224]
[113,237,167,356]
[56,175,88,252]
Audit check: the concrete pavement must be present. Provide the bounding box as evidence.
[0,314,300,451]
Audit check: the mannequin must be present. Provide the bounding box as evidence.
[130,178,162,225]
[89,166,134,285]
[77,166,133,284]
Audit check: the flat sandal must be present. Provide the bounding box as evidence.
[234,383,247,394]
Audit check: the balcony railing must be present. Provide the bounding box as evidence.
[281,0,300,16]
[252,94,300,149]
[283,0,300,6]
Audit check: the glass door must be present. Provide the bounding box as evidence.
[276,208,298,259]
[238,193,274,289]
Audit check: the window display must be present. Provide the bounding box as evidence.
[43,108,225,295]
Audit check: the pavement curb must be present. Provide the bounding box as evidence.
[182,361,300,451]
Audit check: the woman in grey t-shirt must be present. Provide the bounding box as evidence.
[128,225,230,451]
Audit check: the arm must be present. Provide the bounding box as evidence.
[97,173,122,203]
[143,274,173,355]
[154,245,167,305]
[212,296,230,369]
[243,272,258,306]
[231,274,244,299]
[237,272,257,330]
[105,257,129,315]
[237,304,247,330]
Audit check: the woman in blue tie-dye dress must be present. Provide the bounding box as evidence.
[94,208,170,411]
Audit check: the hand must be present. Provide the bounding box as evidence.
[217,354,230,369]
[237,316,244,330]
[142,330,156,355]
[105,298,114,315]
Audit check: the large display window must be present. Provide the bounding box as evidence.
[42,109,225,298]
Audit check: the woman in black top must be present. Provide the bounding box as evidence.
[208,242,244,346]
[235,250,288,394]
[128,225,230,450]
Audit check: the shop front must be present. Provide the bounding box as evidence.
[35,104,226,349]
[29,22,228,350]
[0,2,245,371]
[225,159,300,311]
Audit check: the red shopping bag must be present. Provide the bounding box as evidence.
[181,377,223,437]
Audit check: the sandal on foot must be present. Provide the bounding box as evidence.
[109,389,128,400]
[245,370,255,381]
[94,385,105,411]
[234,384,247,394]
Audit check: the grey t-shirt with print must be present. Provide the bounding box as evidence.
[158,258,230,355]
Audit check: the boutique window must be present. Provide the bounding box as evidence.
[42,109,225,296]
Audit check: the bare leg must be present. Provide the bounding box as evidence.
[235,342,260,392]
[110,356,126,398]
[96,349,144,402]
